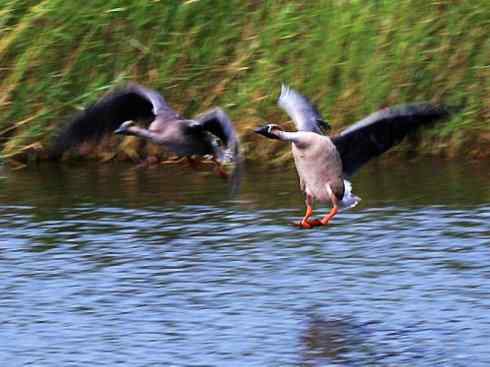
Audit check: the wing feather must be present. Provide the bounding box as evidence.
[332,103,451,176]
[277,84,328,134]
[49,84,179,158]
[194,108,240,162]
[194,108,242,192]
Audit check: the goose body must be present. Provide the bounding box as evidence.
[255,85,452,228]
[117,117,215,157]
[291,132,344,202]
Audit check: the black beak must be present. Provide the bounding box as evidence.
[115,121,135,135]
[114,127,126,135]
[254,126,268,136]
[253,125,281,140]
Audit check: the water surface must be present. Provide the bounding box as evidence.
[1,159,489,366]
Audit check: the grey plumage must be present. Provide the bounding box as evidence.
[255,85,453,228]
[278,84,330,134]
[291,132,345,202]
[50,83,241,186]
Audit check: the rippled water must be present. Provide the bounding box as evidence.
[1,159,489,366]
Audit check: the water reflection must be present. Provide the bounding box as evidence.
[0,159,489,366]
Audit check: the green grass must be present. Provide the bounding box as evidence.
[0,0,488,162]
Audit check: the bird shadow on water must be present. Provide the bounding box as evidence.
[300,312,384,366]
[298,310,453,367]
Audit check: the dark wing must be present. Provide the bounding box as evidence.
[277,84,329,134]
[128,83,181,124]
[193,107,242,191]
[194,107,240,162]
[49,83,179,158]
[332,103,451,177]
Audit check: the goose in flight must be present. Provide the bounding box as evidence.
[255,85,453,229]
[50,83,241,184]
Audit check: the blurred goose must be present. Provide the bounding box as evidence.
[255,85,452,229]
[50,83,241,183]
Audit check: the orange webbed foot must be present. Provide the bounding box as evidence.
[292,219,316,229]
[292,217,334,229]
[307,219,323,227]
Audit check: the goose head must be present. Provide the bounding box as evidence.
[254,124,285,140]
[114,120,136,135]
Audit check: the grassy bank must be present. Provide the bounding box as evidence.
[0,0,488,164]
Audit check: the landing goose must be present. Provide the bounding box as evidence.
[255,85,452,228]
[50,83,241,184]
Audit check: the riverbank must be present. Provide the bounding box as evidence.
[0,1,488,164]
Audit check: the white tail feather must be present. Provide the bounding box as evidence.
[339,180,361,211]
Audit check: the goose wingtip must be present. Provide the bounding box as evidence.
[279,83,292,104]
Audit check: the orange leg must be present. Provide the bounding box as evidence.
[212,158,229,179]
[309,183,340,227]
[294,195,317,229]
[302,207,338,227]
[298,185,340,228]
[298,204,314,229]
[319,206,339,225]
[186,156,228,179]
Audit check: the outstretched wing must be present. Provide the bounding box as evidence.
[277,84,329,134]
[194,107,240,162]
[49,83,179,158]
[193,107,242,191]
[332,103,451,177]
